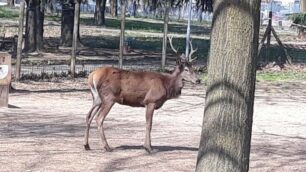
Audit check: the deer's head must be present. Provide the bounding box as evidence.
[168,36,200,84]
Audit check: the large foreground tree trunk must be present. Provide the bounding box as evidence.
[61,0,75,47]
[196,0,261,171]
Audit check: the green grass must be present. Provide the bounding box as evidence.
[0,6,19,18]
[81,34,210,60]
[199,71,306,83]
[256,71,306,82]
[80,17,210,35]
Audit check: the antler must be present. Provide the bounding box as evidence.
[189,39,198,62]
[168,36,179,54]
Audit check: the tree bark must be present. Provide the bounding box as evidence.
[119,0,126,68]
[71,0,80,78]
[301,0,306,12]
[7,0,14,7]
[36,0,44,51]
[196,0,261,171]
[61,0,74,47]
[95,0,106,25]
[161,1,169,71]
[298,27,306,39]
[24,0,38,52]
[16,0,25,81]
[110,0,118,17]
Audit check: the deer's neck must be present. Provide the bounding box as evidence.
[165,66,183,99]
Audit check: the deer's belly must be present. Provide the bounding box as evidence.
[116,92,146,107]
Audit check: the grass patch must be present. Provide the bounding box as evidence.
[199,71,306,83]
[256,71,306,81]
[80,17,210,35]
[0,6,19,18]
[81,35,210,60]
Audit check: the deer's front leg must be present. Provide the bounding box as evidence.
[144,103,155,153]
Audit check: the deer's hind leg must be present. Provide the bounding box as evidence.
[96,98,114,152]
[84,86,102,150]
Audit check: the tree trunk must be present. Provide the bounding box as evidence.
[177,5,182,21]
[196,0,261,171]
[119,0,126,68]
[16,0,25,81]
[61,1,75,47]
[95,0,106,25]
[71,0,80,78]
[298,27,306,39]
[7,0,14,7]
[36,0,44,51]
[301,0,306,12]
[132,0,137,17]
[161,1,169,71]
[110,0,118,17]
[24,0,37,52]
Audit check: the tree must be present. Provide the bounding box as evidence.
[301,0,306,12]
[110,0,118,17]
[94,0,107,25]
[24,0,45,52]
[196,0,261,171]
[71,0,80,77]
[61,0,75,46]
[161,0,170,71]
[119,0,126,68]
[7,0,14,7]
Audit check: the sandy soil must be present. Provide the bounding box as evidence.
[1,80,306,172]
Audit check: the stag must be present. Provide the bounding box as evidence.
[84,37,199,153]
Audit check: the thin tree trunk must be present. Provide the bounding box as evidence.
[185,0,192,59]
[61,1,74,47]
[7,0,14,7]
[110,0,118,17]
[71,0,80,78]
[16,0,25,81]
[36,0,44,51]
[196,0,261,171]
[161,1,169,71]
[119,0,126,68]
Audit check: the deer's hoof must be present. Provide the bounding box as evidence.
[105,146,113,152]
[144,146,153,154]
[84,144,91,150]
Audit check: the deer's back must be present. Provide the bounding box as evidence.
[90,67,168,107]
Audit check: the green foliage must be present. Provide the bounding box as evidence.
[288,13,306,25]
[0,6,19,18]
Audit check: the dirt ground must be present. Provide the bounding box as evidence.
[1,79,306,172]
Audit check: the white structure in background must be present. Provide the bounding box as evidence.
[261,0,302,29]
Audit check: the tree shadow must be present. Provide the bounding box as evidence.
[116,145,198,152]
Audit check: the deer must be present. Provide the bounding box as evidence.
[84,36,199,153]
